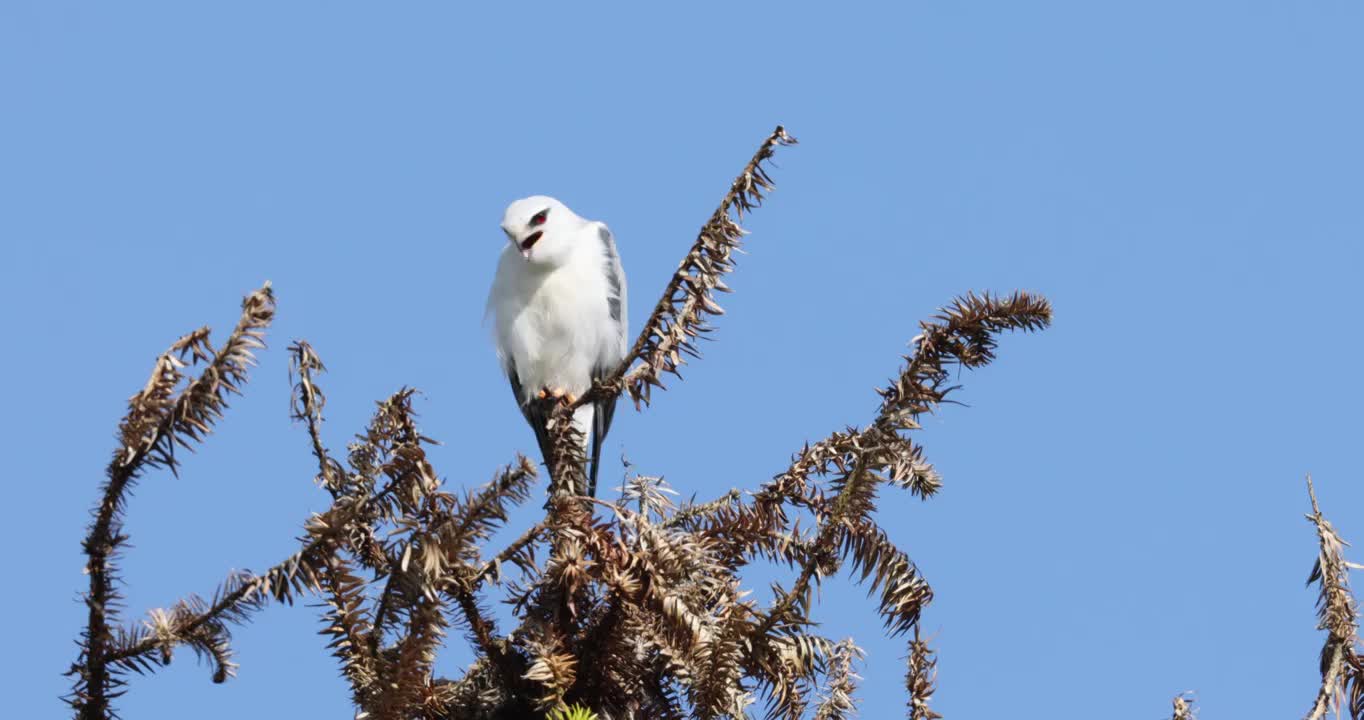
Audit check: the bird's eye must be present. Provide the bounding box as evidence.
[529,209,549,227]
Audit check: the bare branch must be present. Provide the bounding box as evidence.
[102,517,338,669]
[747,290,1048,703]
[572,125,798,414]
[475,522,547,588]
[1303,475,1363,720]
[64,130,1073,720]
[546,400,590,498]
[906,628,941,720]
[874,290,1053,439]
[616,125,797,409]
[1171,692,1196,720]
[290,340,347,497]
[812,639,863,720]
[318,556,379,705]
[70,283,274,720]
[372,598,446,720]
[96,406,436,677]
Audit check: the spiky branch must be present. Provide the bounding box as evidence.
[68,283,274,720]
[615,125,798,408]
[549,125,800,486]
[1171,693,1196,720]
[753,291,1052,654]
[812,639,863,720]
[1304,475,1364,720]
[905,629,941,720]
[65,127,1078,720]
[290,340,347,497]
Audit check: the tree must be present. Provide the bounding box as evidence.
[66,127,1360,720]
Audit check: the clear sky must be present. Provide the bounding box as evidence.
[3,2,1362,718]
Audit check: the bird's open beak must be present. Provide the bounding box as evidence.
[518,231,544,260]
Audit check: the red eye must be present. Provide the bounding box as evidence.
[530,210,548,227]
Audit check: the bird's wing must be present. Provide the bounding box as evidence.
[588,224,628,497]
[507,362,556,480]
[589,363,616,498]
[598,224,626,331]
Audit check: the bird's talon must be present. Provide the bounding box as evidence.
[538,387,574,404]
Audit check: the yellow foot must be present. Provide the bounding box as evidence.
[537,387,577,405]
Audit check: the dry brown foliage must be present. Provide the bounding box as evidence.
[1304,476,1364,720]
[68,126,1358,720]
[1171,693,1197,720]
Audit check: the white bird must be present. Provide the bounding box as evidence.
[486,195,628,496]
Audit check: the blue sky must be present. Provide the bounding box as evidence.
[3,2,1362,717]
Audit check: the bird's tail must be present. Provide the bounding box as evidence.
[530,420,558,488]
[588,425,603,498]
[588,390,618,499]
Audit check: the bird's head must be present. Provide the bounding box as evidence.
[501,195,583,267]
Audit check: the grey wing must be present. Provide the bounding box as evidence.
[588,363,619,498]
[588,224,628,497]
[507,364,556,479]
[598,224,625,327]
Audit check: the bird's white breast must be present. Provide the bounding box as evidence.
[490,233,620,404]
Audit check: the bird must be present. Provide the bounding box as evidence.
[486,195,628,497]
